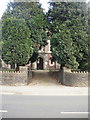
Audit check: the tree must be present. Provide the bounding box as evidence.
[2,2,48,50]
[2,2,48,62]
[0,19,3,56]
[2,2,43,20]
[51,22,79,70]
[2,17,33,70]
[28,14,48,52]
[47,2,88,71]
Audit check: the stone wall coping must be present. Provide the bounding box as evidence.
[71,71,88,74]
[64,67,89,74]
[0,71,25,73]
[65,71,89,74]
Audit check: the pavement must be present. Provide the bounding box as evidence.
[0,85,88,95]
[0,70,88,96]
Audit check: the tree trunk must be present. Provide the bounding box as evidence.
[15,64,19,72]
[11,63,15,69]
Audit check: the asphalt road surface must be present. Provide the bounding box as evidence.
[0,95,88,118]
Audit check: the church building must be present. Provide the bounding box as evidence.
[31,40,60,70]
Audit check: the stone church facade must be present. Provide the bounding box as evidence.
[31,40,60,70]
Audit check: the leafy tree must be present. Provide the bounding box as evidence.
[2,2,48,62]
[51,22,79,70]
[28,14,48,52]
[2,17,33,70]
[4,2,43,20]
[2,2,48,50]
[0,19,3,56]
[47,2,88,71]
[27,13,48,62]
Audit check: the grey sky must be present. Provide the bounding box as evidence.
[0,0,89,18]
[0,0,50,18]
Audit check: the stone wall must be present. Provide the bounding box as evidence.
[0,66,30,86]
[64,72,88,87]
[0,65,88,86]
[0,71,28,86]
[59,68,88,87]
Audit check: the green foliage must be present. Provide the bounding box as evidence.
[2,2,43,20]
[1,1,88,71]
[2,17,33,66]
[47,2,88,70]
[2,2,48,51]
[51,22,79,69]
[28,14,48,52]
[2,1,48,63]
[0,20,3,56]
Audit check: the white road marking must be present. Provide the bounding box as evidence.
[0,110,8,113]
[61,112,88,114]
[61,112,89,118]
[0,92,15,95]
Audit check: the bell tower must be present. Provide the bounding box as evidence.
[37,40,51,70]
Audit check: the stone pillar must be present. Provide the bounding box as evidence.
[43,54,49,70]
[47,40,51,52]
[15,64,17,69]
[59,67,65,85]
[44,61,48,70]
[7,64,11,69]
[56,61,60,69]
[32,61,37,70]
[19,66,28,73]
[45,40,51,52]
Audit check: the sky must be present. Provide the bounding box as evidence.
[0,0,50,18]
[0,0,90,18]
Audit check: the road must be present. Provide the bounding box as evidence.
[0,95,88,118]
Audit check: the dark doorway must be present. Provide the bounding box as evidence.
[37,57,43,70]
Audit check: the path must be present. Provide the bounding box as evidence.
[29,70,61,86]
